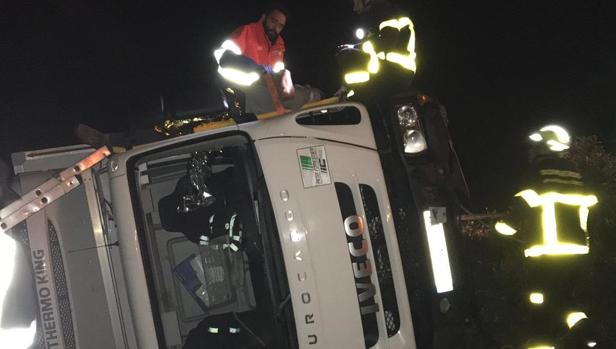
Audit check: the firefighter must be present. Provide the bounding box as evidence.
[158,150,247,252]
[214,3,320,114]
[494,125,603,348]
[338,1,417,89]
[158,150,259,348]
[182,313,245,349]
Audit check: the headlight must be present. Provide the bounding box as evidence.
[396,104,426,154]
[403,129,427,153]
[355,28,366,40]
[397,104,418,128]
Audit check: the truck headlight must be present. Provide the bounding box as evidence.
[403,129,427,153]
[396,104,426,154]
[397,104,418,128]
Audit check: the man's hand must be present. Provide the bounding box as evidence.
[277,69,295,100]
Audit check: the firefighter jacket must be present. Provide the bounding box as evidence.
[158,166,254,251]
[499,155,598,258]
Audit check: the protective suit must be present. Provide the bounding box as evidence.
[158,151,261,348]
[495,125,603,348]
[158,151,251,251]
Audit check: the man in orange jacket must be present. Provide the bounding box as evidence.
[228,5,287,73]
[215,4,320,114]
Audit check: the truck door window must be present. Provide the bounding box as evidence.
[129,135,295,349]
[295,106,361,125]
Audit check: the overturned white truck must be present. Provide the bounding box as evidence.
[0,2,484,346]
[2,87,471,349]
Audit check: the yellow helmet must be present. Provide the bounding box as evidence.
[528,124,571,152]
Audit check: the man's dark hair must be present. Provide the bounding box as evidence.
[265,2,291,20]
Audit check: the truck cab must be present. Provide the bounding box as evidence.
[6,99,446,348]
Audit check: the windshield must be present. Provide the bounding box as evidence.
[130,134,296,348]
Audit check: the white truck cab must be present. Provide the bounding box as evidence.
[6,101,432,348]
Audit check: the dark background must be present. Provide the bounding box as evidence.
[2,0,615,207]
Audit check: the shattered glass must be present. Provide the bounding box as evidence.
[178,151,221,213]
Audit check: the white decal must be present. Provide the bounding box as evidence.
[297,146,331,188]
[33,249,61,348]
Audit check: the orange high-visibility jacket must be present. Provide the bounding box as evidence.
[229,19,285,68]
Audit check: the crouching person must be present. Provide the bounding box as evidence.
[214,3,321,115]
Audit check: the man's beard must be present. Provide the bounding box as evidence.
[263,23,278,44]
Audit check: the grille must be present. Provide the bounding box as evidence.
[385,310,397,333]
[49,220,76,349]
[335,182,380,348]
[375,246,393,284]
[360,184,401,337]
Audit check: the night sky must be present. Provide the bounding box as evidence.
[2,0,615,207]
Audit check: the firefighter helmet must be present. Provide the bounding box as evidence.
[528,124,571,152]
